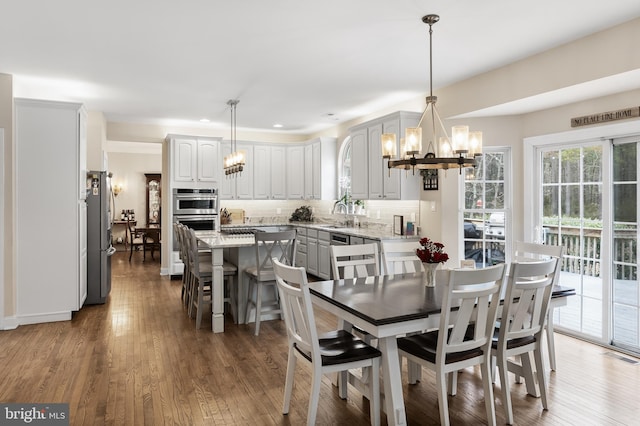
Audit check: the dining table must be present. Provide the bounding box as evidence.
[308,270,575,426]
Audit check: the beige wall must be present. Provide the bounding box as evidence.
[0,73,13,318]
[87,111,107,171]
[107,151,162,235]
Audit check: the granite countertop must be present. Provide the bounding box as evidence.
[220,222,419,241]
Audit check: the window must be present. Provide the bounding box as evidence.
[338,136,352,198]
[461,148,511,267]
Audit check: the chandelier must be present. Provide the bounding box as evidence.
[382,14,482,174]
[224,99,245,176]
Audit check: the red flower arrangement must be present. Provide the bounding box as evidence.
[416,237,449,264]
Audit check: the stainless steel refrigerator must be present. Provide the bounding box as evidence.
[85,171,116,304]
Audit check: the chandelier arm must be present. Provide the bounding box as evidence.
[432,103,451,146]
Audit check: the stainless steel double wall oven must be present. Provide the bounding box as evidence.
[172,188,218,247]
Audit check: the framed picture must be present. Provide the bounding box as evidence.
[393,215,404,235]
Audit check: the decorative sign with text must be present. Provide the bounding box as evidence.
[571,107,640,127]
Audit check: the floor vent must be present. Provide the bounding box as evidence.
[603,352,639,365]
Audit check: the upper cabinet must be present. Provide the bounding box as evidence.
[165,134,336,201]
[304,137,337,201]
[220,141,253,200]
[254,144,286,200]
[287,145,305,200]
[350,111,421,200]
[167,135,221,187]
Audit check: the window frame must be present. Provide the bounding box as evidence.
[459,146,512,267]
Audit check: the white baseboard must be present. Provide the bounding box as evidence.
[1,316,19,330]
[17,311,72,326]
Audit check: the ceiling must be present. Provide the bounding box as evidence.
[2,0,640,135]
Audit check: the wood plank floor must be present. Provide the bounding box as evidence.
[1,251,639,425]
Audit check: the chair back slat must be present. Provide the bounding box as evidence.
[380,240,423,275]
[438,264,507,358]
[254,230,297,281]
[330,243,379,279]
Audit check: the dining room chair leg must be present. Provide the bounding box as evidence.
[447,372,457,396]
[337,370,348,399]
[498,353,514,425]
[435,369,450,426]
[245,278,254,325]
[369,360,381,426]
[282,345,296,415]
[307,367,323,426]
[520,352,540,397]
[534,344,549,410]
[546,309,557,371]
[481,359,497,426]
[254,283,263,336]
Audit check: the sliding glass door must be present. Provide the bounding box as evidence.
[612,137,640,352]
[535,134,640,354]
[541,144,606,340]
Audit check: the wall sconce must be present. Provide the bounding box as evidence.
[113,184,123,197]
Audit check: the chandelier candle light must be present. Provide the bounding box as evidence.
[382,14,482,174]
[416,237,449,287]
[224,99,245,176]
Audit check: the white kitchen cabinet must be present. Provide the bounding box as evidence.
[168,135,221,187]
[197,138,218,182]
[350,111,422,200]
[317,231,331,280]
[307,229,319,276]
[287,145,305,200]
[253,144,271,200]
[15,99,87,323]
[295,227,307,268]
[271,145,287,199]
[254,144,286,200]
[304,144,314,199]
[300,137,338,201]
[220,141,253,200]
[350,127,369,200]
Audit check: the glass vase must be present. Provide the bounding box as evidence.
[422,262,438,287]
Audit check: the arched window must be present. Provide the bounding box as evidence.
[338,136,352,198]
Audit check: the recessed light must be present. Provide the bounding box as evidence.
[273,123,283,128]
[322,113,340,121]
[200,118,210,123]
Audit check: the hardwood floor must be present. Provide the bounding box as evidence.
[1,251,639,425]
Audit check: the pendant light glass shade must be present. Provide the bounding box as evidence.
[404,127,422,155]
[381,133,397,158]
[468,131,483,156]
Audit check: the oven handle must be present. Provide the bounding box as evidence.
[173,214,218,221]
[174,195,218,200]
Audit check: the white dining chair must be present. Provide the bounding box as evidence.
[272,258,381,426]
[513,241,564,371]
[380,240,423,275]
[492,258,558,424]
[397,264,507,426]
[330,243,380,279]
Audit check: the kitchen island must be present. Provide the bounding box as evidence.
[198,224,419,333]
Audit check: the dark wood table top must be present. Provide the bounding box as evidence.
[308,271,576,327]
